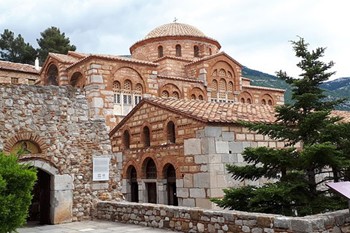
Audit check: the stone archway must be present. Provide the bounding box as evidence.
[21,160,73,225]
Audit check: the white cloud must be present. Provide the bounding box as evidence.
[0,0,349,78]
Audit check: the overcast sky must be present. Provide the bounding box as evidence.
[1,0,349,79]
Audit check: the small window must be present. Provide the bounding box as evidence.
[134,95,142,105]
[158,45,163,58]
[175,44,182,57]
[143,126,150,147]
[124,94,132,105]
[123,130,130,149]
[114,93,121,104]
[262,99,266,105]
[209,48,212,55]
[268,99,273,106]
[241,98,245,103]
[198,95,204,100]
[167,121,176,144]
[247,98,252,104]
[194,45,199,57]
[162,90,169,98]
[191,94,196,100]
[11,77,19,84]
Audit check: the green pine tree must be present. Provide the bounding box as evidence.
[0,29,37,64]
[212,38,350,216]
[36,26,76,64]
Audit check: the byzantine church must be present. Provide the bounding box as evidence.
[0,22,314,222]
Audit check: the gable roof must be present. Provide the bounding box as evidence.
[185,51,243,67]
[0,60,39,74]
[110,97,276,136]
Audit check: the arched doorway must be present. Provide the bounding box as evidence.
[128,166,138,202]
[144,158,157,203]
[164,164,178,206]
[28,168,51,224]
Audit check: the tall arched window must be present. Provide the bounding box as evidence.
[128,166,138,202]
[47,64,58,86]
[209,48,212,55]
[175,44,182,57]
[194,45,199,57]
[167,121,176,143]
[143,126,150,147]
[146,159,157,179]
[123,130,130,149]
[158,45,163,58]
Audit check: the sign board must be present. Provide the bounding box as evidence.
[326,181,350,199]
[93,157,110,181]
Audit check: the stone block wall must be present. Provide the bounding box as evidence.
[96,202,350,233]
[0,84,121,223]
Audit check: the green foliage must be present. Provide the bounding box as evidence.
[0,29,37,64]
[0,152,37,232]
[36,26,76,64]
[213,38,349,216]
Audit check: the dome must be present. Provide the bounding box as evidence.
[144,23,207,39]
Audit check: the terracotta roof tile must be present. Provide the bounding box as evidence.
[331,110,350,123]
[145,97,276,123]
[49,53,84,63]
[0,60,39,74]
[145,23,207,39]
[243,85,285,93]
[157,75,203,83]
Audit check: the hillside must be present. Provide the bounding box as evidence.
[242,66,350,110]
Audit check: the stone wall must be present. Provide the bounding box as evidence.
[96,201,350,233]
[0,84,121,223]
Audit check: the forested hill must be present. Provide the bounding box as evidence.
[242,66,350,110]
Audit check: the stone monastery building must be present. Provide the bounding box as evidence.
[0,22,306,224]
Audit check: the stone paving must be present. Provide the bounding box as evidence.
[18,220,179,233]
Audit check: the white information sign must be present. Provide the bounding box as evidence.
[93,157,110,181]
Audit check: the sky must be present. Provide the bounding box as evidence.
[0,0,349,79]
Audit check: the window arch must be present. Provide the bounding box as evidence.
[143,126,150,147]
[268,99,273,105]
[162,90,169,98]
[123,130,130,149]
[240,98,245,103]
[145,159,157,179]
[209,48,212,55]
[198,95,204,100]
[228,81,234,92]
[194,45,199,57]
[211,79,218,91]
[47,64,58,86]
[113,81,121,90]
[158,45,163,58]
[247,98,252,104]
[262,99,267,105]
[124,79,132,91]
[172,91,179,99]
[167,121,176,143]
[191,94,196,100]
[175,44,182,57]
[70,72,85,88]
[219,78,226,91]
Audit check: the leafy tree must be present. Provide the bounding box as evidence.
[212,38,349,216]
[37,26,76,64]
[0,151,37,232]
[0,29,37,64]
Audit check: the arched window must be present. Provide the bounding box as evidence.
[172,91,179,99]
[262,99,266,105]
[128,166,138,202]
[209,48,212,55]
[113,81,121,90]
[123,130,130,149]
[70,72,84,88]
[247,98,252,104]
[143,126,150,147]
[268,99,273,106]
[164,164,178,206]
[198,95,204,100]
[194,45,199,57]
[158,45,163,58]
[47,64,58,86]
[146,159,157,179]
[191,94,196,100]
[162,90,169,98]
[167,121,176,143]
[211,80,218,91]
[219,79,226,91]
[228,81,234,92]
[241,98,245,103]
[175,44,182,57]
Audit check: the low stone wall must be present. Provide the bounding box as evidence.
[95,201,350,233]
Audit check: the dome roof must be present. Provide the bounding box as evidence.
[145,23,207,39]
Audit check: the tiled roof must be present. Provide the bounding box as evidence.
[145,97,276,124]
[242,85,285,93]
[67,53,158,69]
[185,51,242,67]
[157,75,204,83]
[331,110,350,123]
[49,53,84,63]
[0,60,39,74]
[145,23,206,39]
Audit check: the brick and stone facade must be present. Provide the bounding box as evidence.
[0,60,39,85]
[35,22,284,131]
[109,97,284,209]
[0,84,122,224]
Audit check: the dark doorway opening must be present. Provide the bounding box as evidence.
[129,166,139,202]
[165,164,178,206]
[28,169,51,225]
[147,183,157,203]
